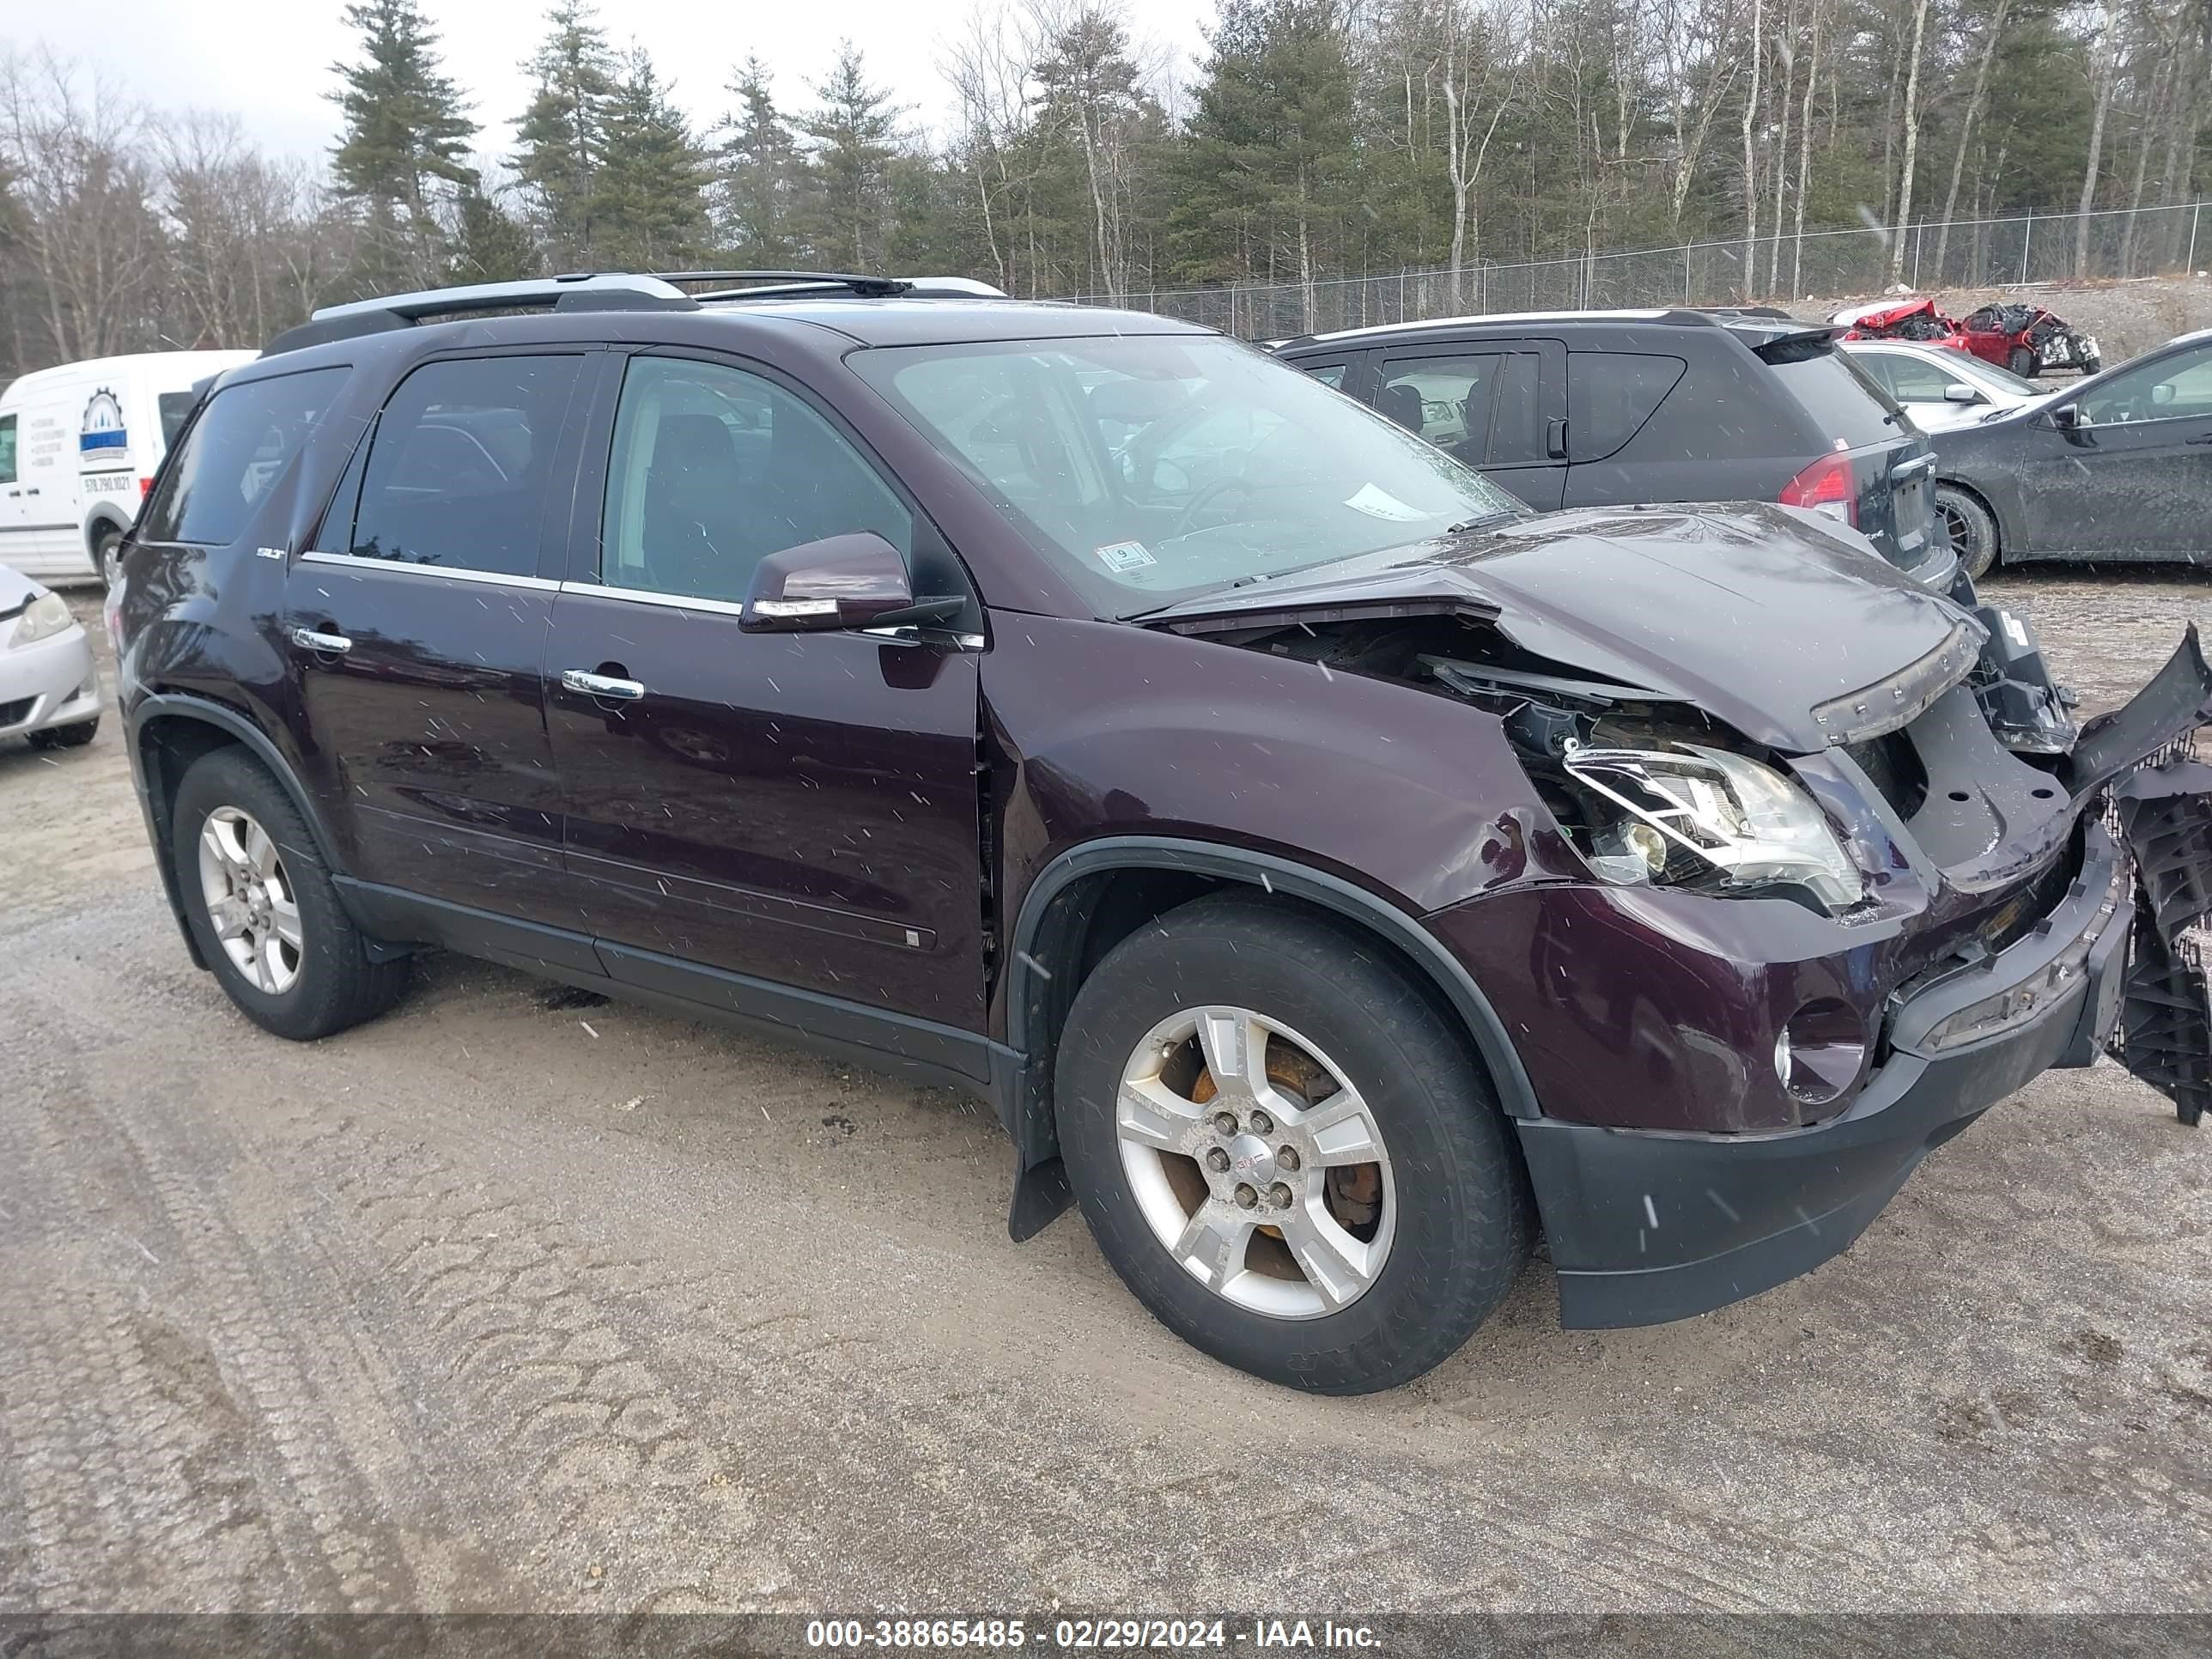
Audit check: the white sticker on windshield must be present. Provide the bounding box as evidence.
[1094,540,1157,573]
[1343,483,1430,523]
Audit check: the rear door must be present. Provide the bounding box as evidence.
[1372,342,1565,508]
[2022,340,2212,557]
[12,381,82,574]
[0,409,22,548]
[544,349,987,1031]
[1565,348,1690,489]
[285,349,586,926]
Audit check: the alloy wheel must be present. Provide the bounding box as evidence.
[1115,1006,1395,1319]
[196,805,304,994]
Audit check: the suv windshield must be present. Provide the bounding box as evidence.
[852,333,1526,616]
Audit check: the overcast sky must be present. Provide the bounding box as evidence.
[0,0,1212,163]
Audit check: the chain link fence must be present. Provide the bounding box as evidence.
[1071,199,2212,339]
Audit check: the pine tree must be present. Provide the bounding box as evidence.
[328,0,477,288]
[514,1,617,266]
[591,47,711,270]
[447,173,541,282]
[1171,0,1354,320]
[716,55,805,265]
[799,42,906,270]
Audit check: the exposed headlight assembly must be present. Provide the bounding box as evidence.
[9,591,74,648]
[1563,742,1864,913]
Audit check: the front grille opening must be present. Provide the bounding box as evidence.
[0,696,34,728]
[1844,731,1928,819]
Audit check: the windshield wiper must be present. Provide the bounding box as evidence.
[1446,511,1516,535]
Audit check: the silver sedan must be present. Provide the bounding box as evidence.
[0,562,100,750]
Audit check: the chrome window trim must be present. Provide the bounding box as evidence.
[557,580,985,649]
[555,580,749,618]
[298,549,561,592]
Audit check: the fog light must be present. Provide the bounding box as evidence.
[1777,999,1868,1109]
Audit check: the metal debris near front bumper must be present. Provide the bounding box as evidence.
[2110,757,2212,1125]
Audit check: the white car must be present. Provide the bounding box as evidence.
[0,349,258,586]
[1840,340,2045,432]
[0,562,100,750]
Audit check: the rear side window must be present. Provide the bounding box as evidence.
[1568,352,1685,460]
[344,356,582,577]
[138,367,347,545]
[158,392,199,449]
[1303,362,1347,389]
[1764,348,1901,447]
[0,414,15,483]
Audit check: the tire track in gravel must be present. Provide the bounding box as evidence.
[7,969,437,1612]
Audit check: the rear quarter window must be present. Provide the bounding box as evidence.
[1764,348,1903,448]
[1568,352,1686,460]
[139,368,348,546]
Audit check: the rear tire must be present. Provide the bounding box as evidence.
[27,719,99,750]
[1054,894,1532,1394]
[94,526,125,588]
[171,747,410,1041]
[2007,345,2039,379]
[1936,483,1999,580]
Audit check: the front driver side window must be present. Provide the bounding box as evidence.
[600,355,912,605]
[2077,343,2212,426]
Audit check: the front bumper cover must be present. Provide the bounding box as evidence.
[1518,820,2138,1328]
[0,625,100,738]
[1513,630,2212,1328]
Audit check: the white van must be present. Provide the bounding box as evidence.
[0,349,258,585]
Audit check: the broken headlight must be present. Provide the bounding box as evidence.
[1562,743,1864,913]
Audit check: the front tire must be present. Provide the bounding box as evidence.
[1054,895,1531,1393]
[2007,345,2039,379]
[171,747,410,1040]
[1936,483,1999,580]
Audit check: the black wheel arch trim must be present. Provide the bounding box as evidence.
[998,835,1543,1242]
[125,692,392,965]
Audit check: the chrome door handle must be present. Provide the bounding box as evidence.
[290,627,353,654]
[562,669,645,701]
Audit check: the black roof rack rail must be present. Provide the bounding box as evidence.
[664,270,1012,301]
[658,270,911,299]
[263,273,697,356]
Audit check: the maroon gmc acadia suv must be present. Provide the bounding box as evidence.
[109,271,2212,1393]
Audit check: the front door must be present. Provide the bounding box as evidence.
[2023,340,2212,558]
[285,349,586,926]
[544,350,987,1031]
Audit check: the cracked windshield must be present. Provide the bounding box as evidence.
[853,334,1525,613]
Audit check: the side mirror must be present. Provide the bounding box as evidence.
[1942,382,1978,404]
[2048,403,2081,430]
[742,532,916,633]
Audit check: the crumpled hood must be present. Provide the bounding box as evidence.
[1147,502,1980,752]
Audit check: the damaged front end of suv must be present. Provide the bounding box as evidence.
[1144,503,2212,1326]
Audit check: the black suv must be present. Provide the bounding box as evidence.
[1269,308,1952,587]
[110,272,2211,1394]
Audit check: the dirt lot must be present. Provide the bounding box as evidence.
[3,580,2209,1620]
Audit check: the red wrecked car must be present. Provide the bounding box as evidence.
[1959,302,2103,378]
[1832,297,1970,351]
[1832,297,2101,378]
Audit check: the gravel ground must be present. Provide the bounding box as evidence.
[3,579,2209,1620]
